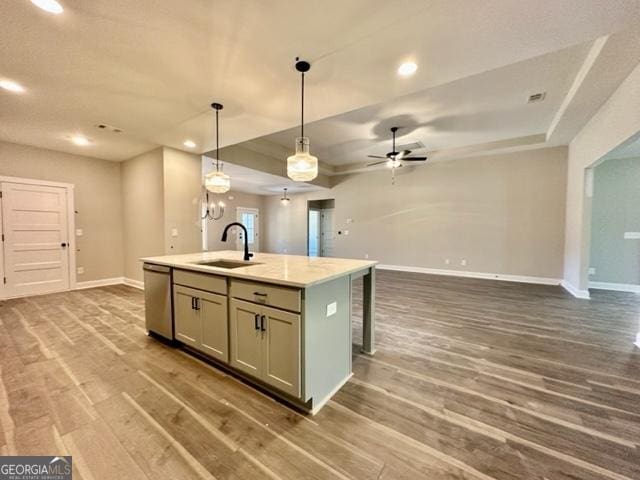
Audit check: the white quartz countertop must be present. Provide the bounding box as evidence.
[140,251,377,288]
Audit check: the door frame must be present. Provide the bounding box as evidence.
[0,176,77,299]
[236,207,260,252]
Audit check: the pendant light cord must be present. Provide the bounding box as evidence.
[301,71,305,138]
[215,108,220,172]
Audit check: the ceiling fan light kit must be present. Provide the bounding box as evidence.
[205,102,231,194]
[366,126,428,184]
[287,59,319,182]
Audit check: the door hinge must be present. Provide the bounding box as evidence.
[1,234,4,242]
[0,191,3,198]
[3,277,6,285]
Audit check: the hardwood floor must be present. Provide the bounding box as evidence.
[1,272,639,479]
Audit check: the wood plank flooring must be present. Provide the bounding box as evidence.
[1,272,639,479]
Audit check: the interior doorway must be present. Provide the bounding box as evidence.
[236,207,259,252]
[0,177,76,299]
[307,199,335,257]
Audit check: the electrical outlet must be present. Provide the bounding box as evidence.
[460,259,467,266]
[624,232,640,239]
[326,302,337,317]
[343,230,349,235]
[77,266,84,274]
[364,253,369,259]
[283,248,288,254]
[588,267,596,275]
[445,258,450,265]
[171,228,178,237]
[75,228,83,236]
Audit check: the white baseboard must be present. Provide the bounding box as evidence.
[589,281,640,294]
[377,264,561,286]
[560,280,591,299]
[75,277,125,290]
[123,277,144,290]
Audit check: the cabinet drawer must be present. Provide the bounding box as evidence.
[230,279,301,313]
[174,269,227,295]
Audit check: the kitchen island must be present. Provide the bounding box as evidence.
[141,250,376,414]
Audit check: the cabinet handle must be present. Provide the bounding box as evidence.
[260,315,266,332]
[253,292,267,297]
[195,298,201,310]
[191,297,195,310]
[254,313,260,330]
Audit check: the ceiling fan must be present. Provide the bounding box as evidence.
[367,127,427,169]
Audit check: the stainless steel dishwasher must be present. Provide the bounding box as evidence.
[143,263,173,340]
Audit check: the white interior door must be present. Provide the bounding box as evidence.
[1,182,70,297]
[308,209,320,257]
[236,207,259,252]
[320,208,335,257]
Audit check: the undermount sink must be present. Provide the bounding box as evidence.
[193,259,259,269]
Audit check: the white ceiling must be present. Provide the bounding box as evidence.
[2,0,640,161]
[257,42,592,167]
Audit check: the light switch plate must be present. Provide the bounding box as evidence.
[624,232,640,239]
[326,302,337,317]
[588,267,596,275]
[77,266,84,274]
[171,228,178,237]
[76,229,83,236]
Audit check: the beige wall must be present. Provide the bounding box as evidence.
[121,148,165,281]
[263,147,568,280]
[0,140,124,282]
[163,148,202,255]
[565,61,640,292]
[205,190,266,252]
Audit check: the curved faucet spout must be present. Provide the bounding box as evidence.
[221,222,254,261]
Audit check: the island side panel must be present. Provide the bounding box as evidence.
[303,276,351,405]
[362,267,376,355]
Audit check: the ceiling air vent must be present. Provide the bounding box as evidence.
[96,123,123,133]
[528,92,546,103]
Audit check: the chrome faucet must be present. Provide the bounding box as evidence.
[221,222,254,261]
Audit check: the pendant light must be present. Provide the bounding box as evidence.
[205,102,231,193]
[280,187,291,206]
[287,59,318,182]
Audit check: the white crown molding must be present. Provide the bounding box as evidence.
[377,264,561,286]
[75,277,124,290]
[560,280,591,299]
[123,277,144,290]
[589,281,640,294]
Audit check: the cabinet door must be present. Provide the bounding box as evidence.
[261,305,301,398]
[229,299,263,378]
[173,285,201,348]
[200,291,229,363]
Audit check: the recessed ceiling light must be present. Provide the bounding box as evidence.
[398,62,418,77]
[71,135,91,146]
[30,0,64,14]
[183,140,196,148]
[0,79,25,93]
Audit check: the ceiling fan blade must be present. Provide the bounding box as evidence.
[396,150,412,159]
[367,160,387,167]
[367,155,387,159]
[402,157,427,161]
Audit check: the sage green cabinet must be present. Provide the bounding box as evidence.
[262,305,300,398]
[229,298,301,398]
[174,285,201,348]
[200,290,229,363]
[174,285,228,363]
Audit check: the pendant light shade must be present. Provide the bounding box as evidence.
[206,102,231,194]
[287,137,318,182]
[287,59,318,182]
[280,187,291,205]
[205,170,230,193]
